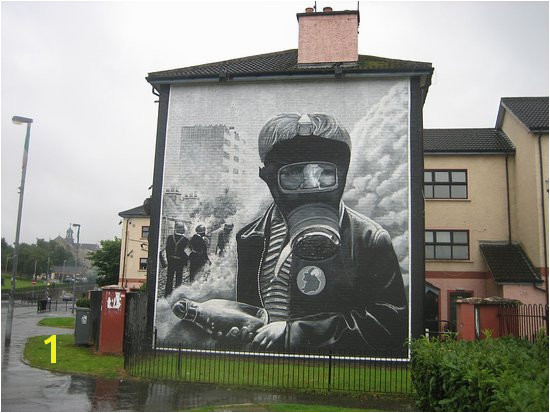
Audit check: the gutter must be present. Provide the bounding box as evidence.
[424,151,515,156]
[147,69,434,87]
[121,218,130,288]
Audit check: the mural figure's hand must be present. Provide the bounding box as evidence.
[252,321,286,350]
[225,326,255,342]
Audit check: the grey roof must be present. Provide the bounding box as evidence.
[497,97,549,133]
[119,205,149,218]
[51,265,87,274]
[146,49,433,83]
[479,242,542,284]
[424,128,516,154]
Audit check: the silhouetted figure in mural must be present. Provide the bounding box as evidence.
[189,224,211,282]
[232,113,408,356]
[216,223,234,257]
[164,221,189,297]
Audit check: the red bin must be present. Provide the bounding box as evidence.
[98,286,126,354]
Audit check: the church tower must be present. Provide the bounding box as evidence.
[65,225,74,245]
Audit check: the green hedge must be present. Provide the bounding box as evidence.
[410,335,548,411]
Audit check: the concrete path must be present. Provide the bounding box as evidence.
[1,304,414,411]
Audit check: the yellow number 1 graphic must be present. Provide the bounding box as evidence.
[44,335,56,363]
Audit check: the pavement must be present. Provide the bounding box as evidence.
[1,303,414,412]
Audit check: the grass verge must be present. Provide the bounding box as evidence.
[24,334,123,379]
[1,274,45,290]
[37,317,75,329]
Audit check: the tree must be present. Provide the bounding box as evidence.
[1,238,14,274]
[1,237,74,277]
[88,238,121,287]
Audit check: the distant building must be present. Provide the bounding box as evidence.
[50,265,87,281]
[424,97,548,330]
[52,225,98,277]
[118,204,150,290]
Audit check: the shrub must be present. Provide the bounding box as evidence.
[411,335,548,411]
[76,297,90,308]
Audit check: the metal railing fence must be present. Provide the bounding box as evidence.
[124,330,412,394]
[498,304,549,342]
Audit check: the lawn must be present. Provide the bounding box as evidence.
[190,402,372,411]
[127,352,411,394]
[37,317,75,329]
[24,334,123,379]
[1,274,45,290]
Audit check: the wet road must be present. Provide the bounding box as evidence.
[1,304,413,411]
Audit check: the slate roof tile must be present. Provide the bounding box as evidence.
[479,242,542,284]
[119,205,148,218]
[501,97,549,132]
[147,49,433,82]
[424,128,516,153]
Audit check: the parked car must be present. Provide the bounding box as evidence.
[61,292,74,301]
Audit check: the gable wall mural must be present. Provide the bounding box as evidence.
[154,78,413,357]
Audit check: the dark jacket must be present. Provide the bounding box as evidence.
[236,203,408,357]
[165,234,189,265]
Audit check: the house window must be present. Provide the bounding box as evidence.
[222,165,229,173]
[141,226,149,239]
[425,230,469,260]
[139,258,148,271]
[233,168,239,174]
[224,139,231,146]
[234,134,240,141]
[234,156,239,162]
[424,170,467,199]
[223,151,230,159]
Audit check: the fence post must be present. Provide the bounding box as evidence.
[327,349,332,391]
[177,344,182,377]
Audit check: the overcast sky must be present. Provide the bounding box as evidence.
[1,1,548,246]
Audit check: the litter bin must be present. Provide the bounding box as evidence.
[37,299,48,313]
[75,307,92,345]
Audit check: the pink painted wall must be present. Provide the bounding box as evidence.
[298,13,358,64]
[502,284,547,305]
[428,277,487,321]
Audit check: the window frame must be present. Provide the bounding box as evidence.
[141,226,149,239]
[425,229,470,260]
[139,257,148,271]
[424,169,468,199]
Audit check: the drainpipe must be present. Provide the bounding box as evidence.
[505,155,512,244]
[536,134,548,304]
[121,218,131,288]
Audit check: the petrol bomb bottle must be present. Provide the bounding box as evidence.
[172,298,268,340]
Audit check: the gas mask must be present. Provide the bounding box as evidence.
[258,114,352,267]
[278,161,341,261]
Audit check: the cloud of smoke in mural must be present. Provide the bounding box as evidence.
[344,83,410,287]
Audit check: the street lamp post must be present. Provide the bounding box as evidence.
[72,223,80,314]
[4,115,33,348]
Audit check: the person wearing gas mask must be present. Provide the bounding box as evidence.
[164,221,189,297]
[234,113,408,357]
